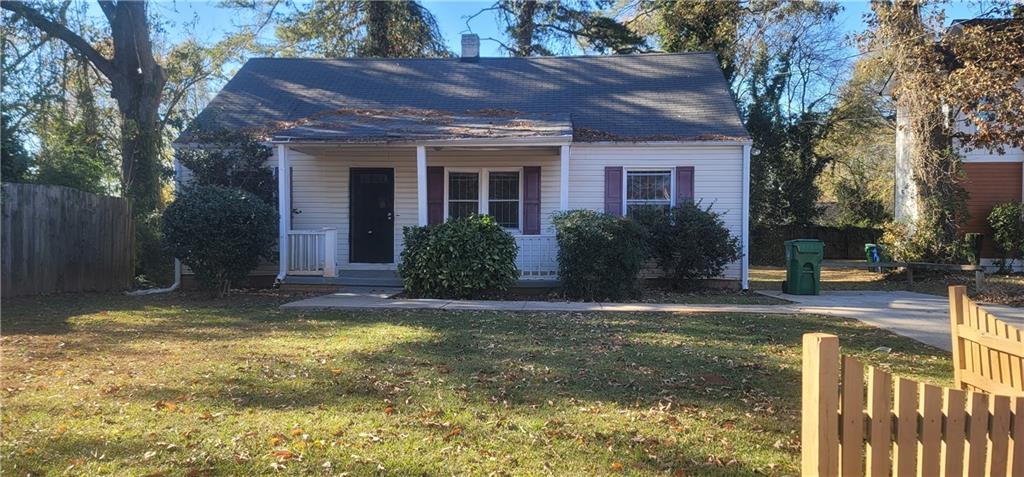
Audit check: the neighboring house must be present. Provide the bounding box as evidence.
[175,34,753,288]
[893,20,1023,268]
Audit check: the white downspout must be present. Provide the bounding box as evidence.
[128,158,186,296]
[275,143,291,285]
[127,259,181,296]
[741,143,752,290]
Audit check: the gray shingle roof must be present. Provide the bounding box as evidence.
[179,53,748,143]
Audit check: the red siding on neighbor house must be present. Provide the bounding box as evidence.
[960,162,1023,257]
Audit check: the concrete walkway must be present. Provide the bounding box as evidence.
[280,288,789,314]
[281,288,1024,352]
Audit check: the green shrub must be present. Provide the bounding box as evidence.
[552,210,646,301]
[162,185,278,295]
[398,215,518,298]
[988,202,1024,264]
[880,220,953,262]
[633,203,741,287]
[175,131,276,204]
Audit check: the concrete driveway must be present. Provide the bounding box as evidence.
[758,290,1024,351]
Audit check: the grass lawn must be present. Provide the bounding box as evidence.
[750,265,1024,306]
[2,292,951,476]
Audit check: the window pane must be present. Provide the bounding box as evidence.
[626,171,671,201]
[488,172,519,200]
[488,201,519,228]
[449,201,478,219]
[448,172,479,200]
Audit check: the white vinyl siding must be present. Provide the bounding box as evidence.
[568,144,746,279]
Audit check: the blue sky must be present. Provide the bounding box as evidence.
[147,0,993,58]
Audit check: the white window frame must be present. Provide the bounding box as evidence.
[623,167,675,215]
[443,167,524,234]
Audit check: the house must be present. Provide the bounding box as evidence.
[176,34,752,289]
[893,20,1023,268]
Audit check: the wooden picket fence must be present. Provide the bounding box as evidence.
[1,183,134,296]
[949,285,1024,396]
[803,327,1024,475]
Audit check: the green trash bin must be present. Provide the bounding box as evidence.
[783,239,824,295]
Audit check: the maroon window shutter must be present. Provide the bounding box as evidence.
[522,166,541,234]
[676,166,694,205]
[604,166,623,216]
[427,166,444,225]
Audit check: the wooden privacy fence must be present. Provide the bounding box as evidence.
[1,183,134,296]
[949,286,1024,396]
[802,333,1023,476]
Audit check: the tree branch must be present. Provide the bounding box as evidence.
[1,1,118,80]
[96,0,116,24]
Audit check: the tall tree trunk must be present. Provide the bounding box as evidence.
[364,1,392,57]
[2,0,167,215]
[509,0,537,56]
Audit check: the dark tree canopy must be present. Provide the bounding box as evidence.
[473,0,646,56]
[274,0,450,58]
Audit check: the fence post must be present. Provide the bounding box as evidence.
[948,286,967,390]
[803,333,840,476]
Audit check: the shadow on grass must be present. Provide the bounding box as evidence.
[3,293,953,476]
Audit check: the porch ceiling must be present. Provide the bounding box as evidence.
[267,108,572,143]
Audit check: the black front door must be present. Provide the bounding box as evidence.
[350,168,394,263]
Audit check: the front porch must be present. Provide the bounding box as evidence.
[284,227,560,284]
[274,140,570,284]
[284,268,561,289]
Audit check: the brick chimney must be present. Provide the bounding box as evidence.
[461,34,480,62]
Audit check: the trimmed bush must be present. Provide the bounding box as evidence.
[163,185,277,295]
[552,210,646,301]
[634,203,741,287]
[398,215,518,298]
[988,202,1024,264]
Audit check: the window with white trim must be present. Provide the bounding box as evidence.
[625,169,672,215]
[447,172,479,220]
[488,171,520,229]
[445,168,522,231]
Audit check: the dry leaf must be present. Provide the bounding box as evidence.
[610,462,623,471]
[271,449,296,461]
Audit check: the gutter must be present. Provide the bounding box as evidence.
[126,259,181,296]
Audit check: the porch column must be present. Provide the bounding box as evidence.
[741,143,751,290]
[276,144,291,282]
[416,146,427,225]
[559,145,570,210]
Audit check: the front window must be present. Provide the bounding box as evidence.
[445,169,522,231]
[625,170,671,215]
[447,172,479,219]
[488,171,520,229]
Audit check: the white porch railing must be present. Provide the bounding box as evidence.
[287,228,337,277]
[515,235,559,279]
